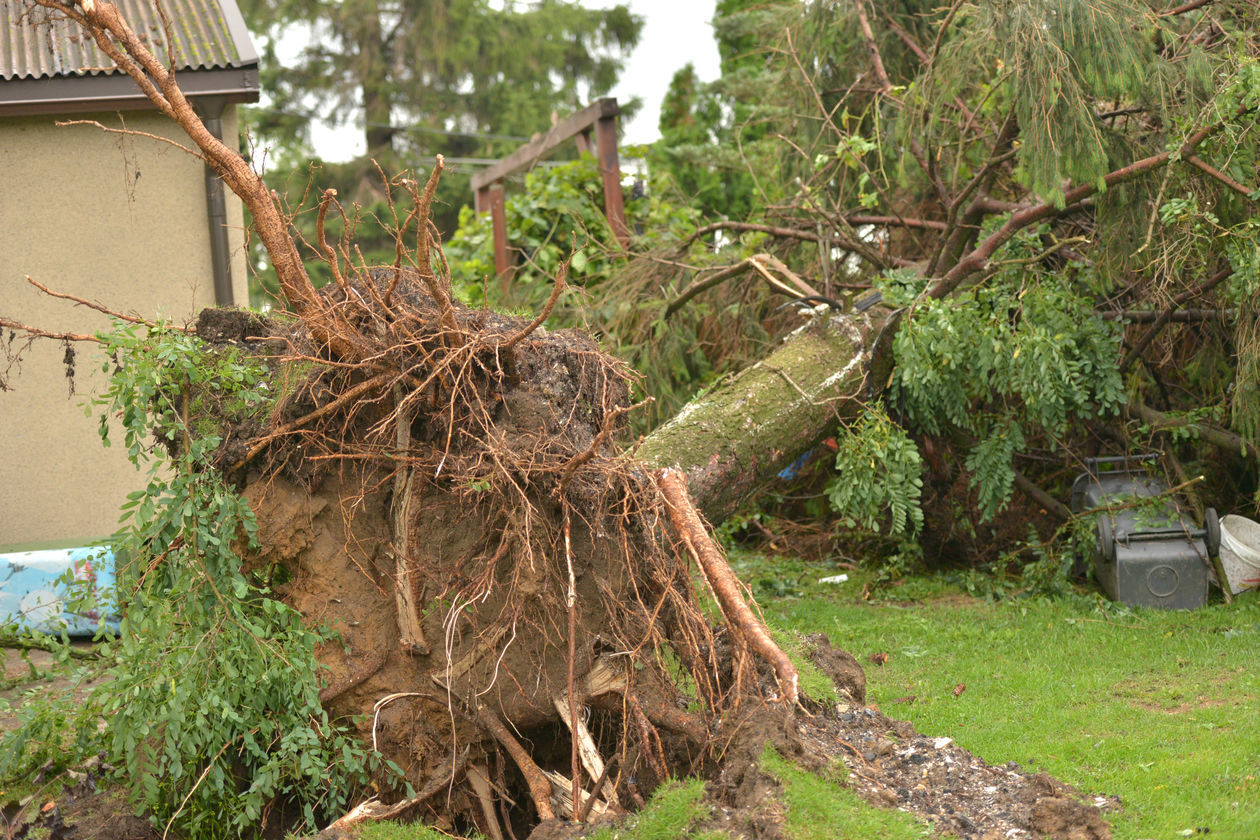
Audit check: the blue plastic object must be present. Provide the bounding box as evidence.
[0,546,120,636]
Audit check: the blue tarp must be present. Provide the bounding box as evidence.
[0,546,120,636]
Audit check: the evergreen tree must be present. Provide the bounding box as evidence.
[646,0,1260,568]
[649,0,793,221]
[240,0,641,164]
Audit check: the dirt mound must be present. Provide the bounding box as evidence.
[798,706,1114,839]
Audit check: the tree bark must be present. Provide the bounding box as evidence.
[638,307,891,523]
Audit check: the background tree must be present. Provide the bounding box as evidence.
[648,0,793,221]
[239,0,640,166]
[239,0,641,303]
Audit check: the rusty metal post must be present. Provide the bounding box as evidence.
[594,115,630,247]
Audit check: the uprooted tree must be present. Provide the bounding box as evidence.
[2,0,1257,838]
[0,1,869,837]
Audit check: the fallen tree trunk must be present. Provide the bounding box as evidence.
[639,307,893,522]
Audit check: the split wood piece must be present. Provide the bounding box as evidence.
[655,468,800,706]
[322,797,423,830]
[542,770,610,820]
[750,253,822,299]
[581,656,628,697]
[582,659,707,745]
[391,387,429,655]
[553,693,620,807]
[666,252,820,317]
[467,762,507,840]
[322,747,472,829]
[476,707,556,821]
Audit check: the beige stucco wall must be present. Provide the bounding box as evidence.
[0,107,250,550]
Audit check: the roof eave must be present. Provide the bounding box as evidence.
[0,65,259,117]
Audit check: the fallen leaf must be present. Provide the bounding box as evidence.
[952,683,966,697]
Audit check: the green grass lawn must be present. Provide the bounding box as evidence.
[751,556,1260,840]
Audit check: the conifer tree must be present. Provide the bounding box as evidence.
[240,0,641,163]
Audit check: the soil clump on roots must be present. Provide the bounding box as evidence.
[173,271,1115,840]
[211,272,733,836]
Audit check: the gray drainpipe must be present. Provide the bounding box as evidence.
[198,97,235,306]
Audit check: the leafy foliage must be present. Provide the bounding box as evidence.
[886,247,1123,522]
[445,155,787,428]
[928,0,1162,207]
[92,324,392,838]
[826,408,924,537]
[0,325,392,838]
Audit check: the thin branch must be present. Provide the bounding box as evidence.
[56,119,203,161]
[1160,0,1214,16]
[26,277,158,326]
[1185,154,1257,197]
[853,0,892,92]
[316,189,349,292]
[1118,266,1232,372]
[0,317,102,344]
[0,633,102,658]
[1102,308,1233,323]
[1013,473,1072,521]
[504,259,567,350]
[1126,401,1258,459]
[689,221,820,245]
[414,155,444,278]
[664,260,755,317]
[559,397,652,491]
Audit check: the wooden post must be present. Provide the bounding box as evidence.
[489,183,510,287]
[595,115,630,247]
[468,99,628,291]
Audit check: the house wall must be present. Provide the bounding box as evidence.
[0,107,250,549]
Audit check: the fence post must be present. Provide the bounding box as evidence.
[488,184,510,288]
[595,115,630,247]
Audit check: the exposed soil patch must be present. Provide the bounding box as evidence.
[1,648,1116,840]
[798,704,1116,839]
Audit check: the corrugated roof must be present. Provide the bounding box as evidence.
[0,0,258,82]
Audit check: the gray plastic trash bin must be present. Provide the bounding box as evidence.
[1070,457,1218,610]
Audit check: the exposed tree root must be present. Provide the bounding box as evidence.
[476,707,556,822]
[655,468,800,706]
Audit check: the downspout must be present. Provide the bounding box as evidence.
[199,97,235,306]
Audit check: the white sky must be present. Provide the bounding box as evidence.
[304,0,721,162]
